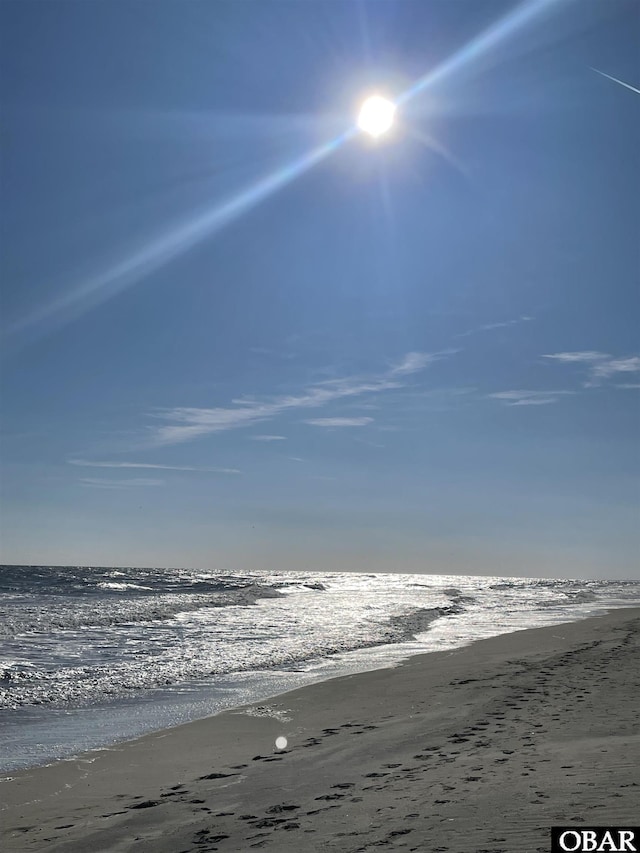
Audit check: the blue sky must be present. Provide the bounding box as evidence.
[1,0,638,578]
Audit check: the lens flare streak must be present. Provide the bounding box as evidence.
[10,0,568,339]
[8,130,352,337]
[398,0,560,105]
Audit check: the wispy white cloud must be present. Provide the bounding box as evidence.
[542,351,606,364]
[543,351,640,386]
[488,390,574,407]
[616,383,640,390]
[389,351,440,375]
[304,417,374,427]
[79,477,164,488]
[148,351,442,446]
[231,398,262,406]
[591,356,640,381]
[249,434,287,441]
[455,315,533,339]
[69,459,240,474]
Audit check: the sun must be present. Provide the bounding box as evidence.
[357,95,396,138]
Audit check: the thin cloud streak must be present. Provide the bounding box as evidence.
[149,351,440,446]
[488,390,574,406]
[455,315,533,339]
[249,435,287,441]
[304,417,374,427]
[389,351,441,375]
[543,351,606,363]
[591,356,640,381]
[543,351,640,385]
[79,477,164,488]
[309,351,446,385]
[69,459,240,474]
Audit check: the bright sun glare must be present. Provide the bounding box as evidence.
[357,95,396,138]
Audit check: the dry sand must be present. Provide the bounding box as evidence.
[2,608,639,853]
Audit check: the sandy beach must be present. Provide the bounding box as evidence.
[2,607,638,853]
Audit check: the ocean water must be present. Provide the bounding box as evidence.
[1,565,639,773]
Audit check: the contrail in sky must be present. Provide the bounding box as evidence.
[591,68,640,96]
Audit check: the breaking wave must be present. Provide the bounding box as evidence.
[1,566,637,715]
[0,600,466,709]
[0,585,284,639]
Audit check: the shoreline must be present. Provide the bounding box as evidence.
[2,607,639,851]
[1,602,629,775]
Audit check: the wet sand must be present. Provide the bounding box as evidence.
[2,608,639,852]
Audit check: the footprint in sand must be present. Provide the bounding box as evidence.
[266,803,300,814]
[128,800,160,810]
[251,817,287,828]
[199,771,236,780]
